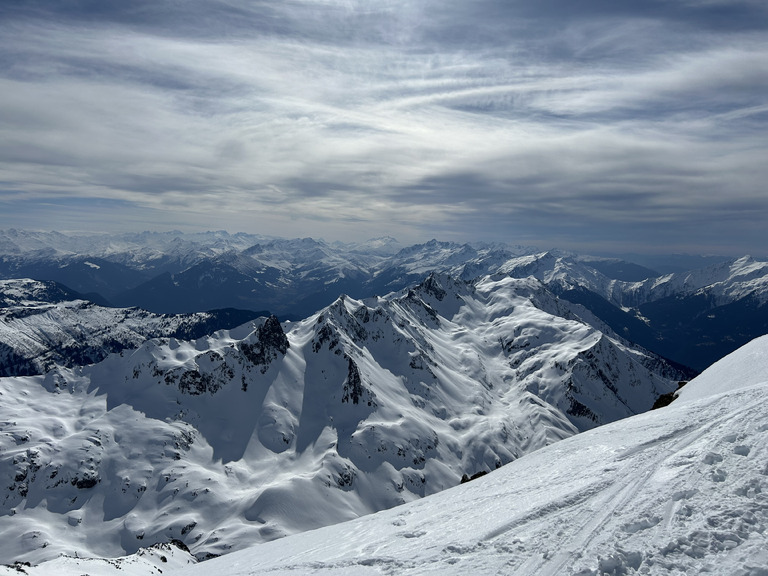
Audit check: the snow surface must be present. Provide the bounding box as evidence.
[676,334,768,403]
[0,543,196,576]
[0,274,681,567]
[165,335,768,576]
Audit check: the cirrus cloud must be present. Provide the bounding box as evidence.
[0,0,767,254]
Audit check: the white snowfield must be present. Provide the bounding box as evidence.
[165,335,768,576]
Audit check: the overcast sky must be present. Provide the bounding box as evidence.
[1,1,767,255]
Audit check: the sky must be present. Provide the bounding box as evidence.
[1,1,767,255]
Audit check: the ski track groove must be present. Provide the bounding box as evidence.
[485,397,758,576]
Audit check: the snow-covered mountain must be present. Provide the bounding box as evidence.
[7,327,767,576]
[0,229,269,264]
[498,251,768,307]
[6,229,768,370]
[511,251,768,308]
[499,251,768,371]
[163,333,768,576]
[107,239,539,318]
[0,273,682,567]
[0,230,275,301]
[0,279,264,377]
[0,231,538,318]
[113,238,386,316]
[5,228,768,370]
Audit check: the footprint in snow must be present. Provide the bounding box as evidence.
[734,478,763,498]
[722,433,740,444]
[732,445,751,457]
[711,468,728,483]
[703,452,723,465]
[399,530,426,539]
[672,489,697,501]
[622,516,661,534]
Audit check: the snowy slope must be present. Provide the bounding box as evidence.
[0,543,197,576]
[0,279,261,376]
[161,335,768,576]
[0,274,681,566]
[676,334,768,402]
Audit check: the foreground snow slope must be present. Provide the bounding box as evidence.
[168,335,768,576]
[676,334,768,403]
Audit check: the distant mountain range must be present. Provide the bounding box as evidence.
[2,229,767,371]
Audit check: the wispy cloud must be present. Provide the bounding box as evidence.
[1,0,766,253]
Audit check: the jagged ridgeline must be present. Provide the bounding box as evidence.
[3,231,768,372]
[0,278,264,377]
[0,273,684,565]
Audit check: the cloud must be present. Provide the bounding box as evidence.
[0,0,766,254]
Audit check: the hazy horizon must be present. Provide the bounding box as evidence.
[2,1,767,255]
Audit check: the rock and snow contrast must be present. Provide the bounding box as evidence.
[0,273,682,568]
[5,334,767,576]
[1,230,767,575]
[499,251,768,371]
[167,334,768,576]
[3,230,768,371]
[0,279,261,377]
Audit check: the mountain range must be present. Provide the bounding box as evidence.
[2,229,767,371]
[1,229,767,574]
[0,278,264,377]
[4,327,767,575]
[1,270,682,566]
[169,333,768,576]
